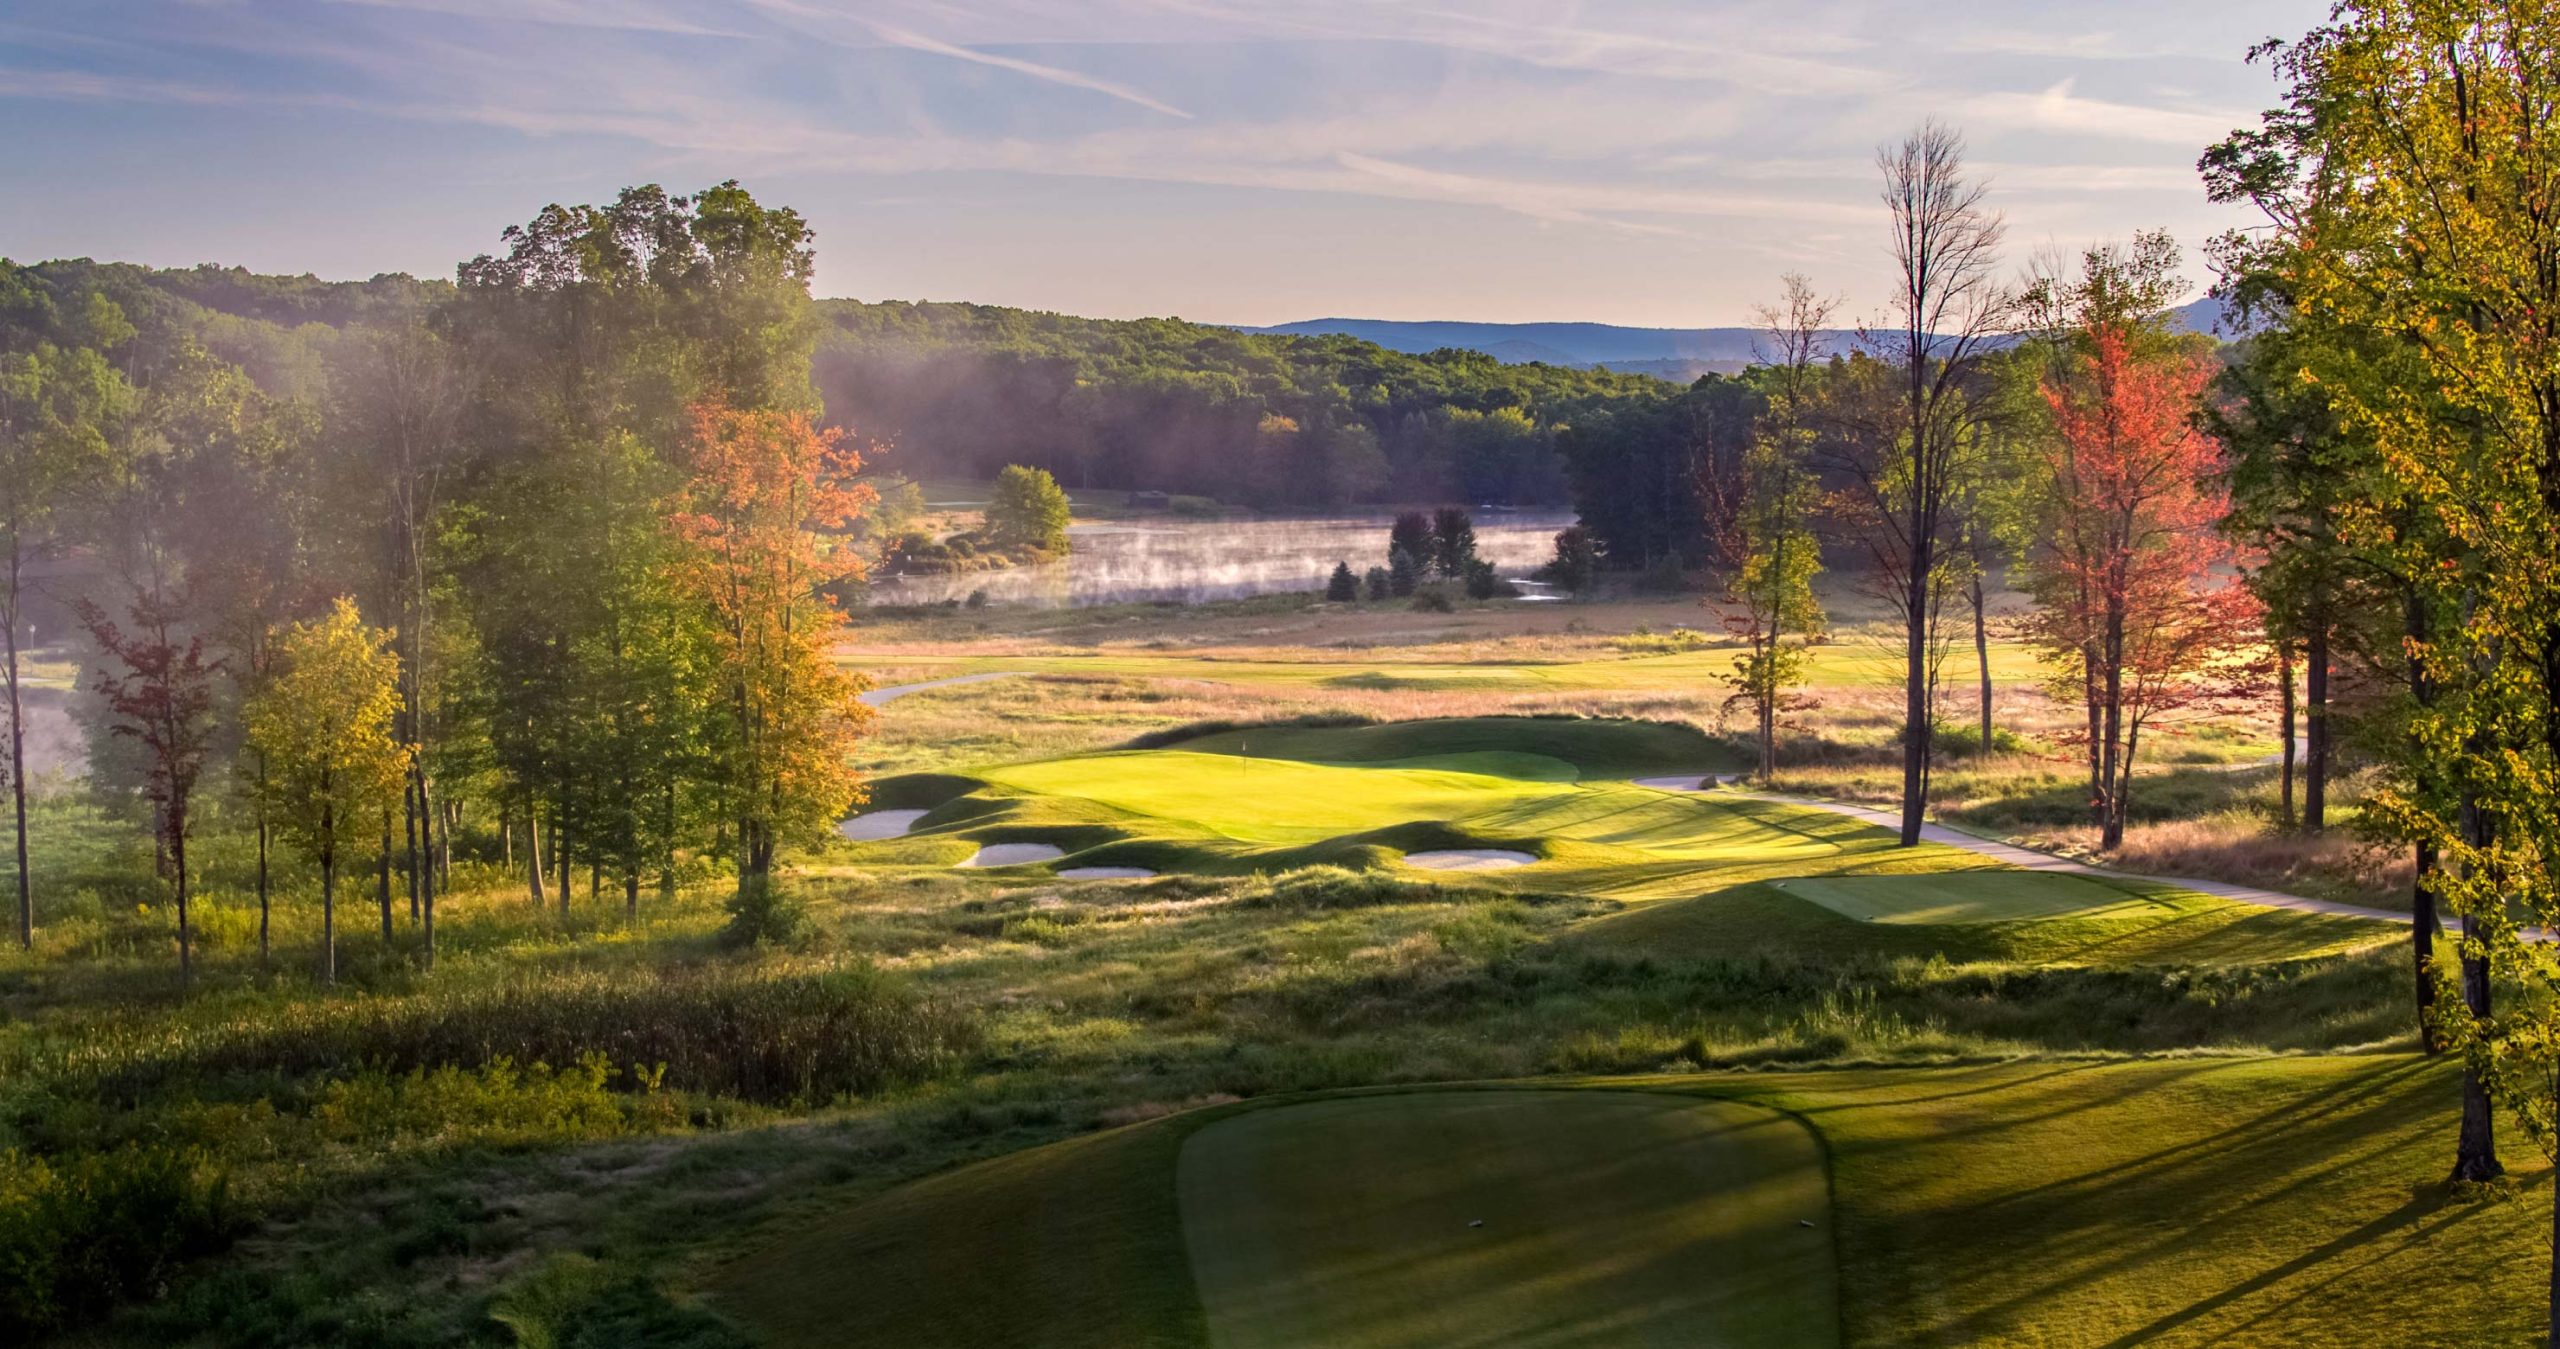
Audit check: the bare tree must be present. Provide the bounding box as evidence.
[1838,120,2009,845]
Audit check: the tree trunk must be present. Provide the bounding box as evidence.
[1971,570,1992,753]
[256,814,271,968]
[418,777,436,970]
[556,804,571,919]
[376,811,394,940]
[2277,638,2297,829]
[2304,616,2330,834]
[404,776,422,923]
[2453,795,2503,1182]
[624,868,639,919]
[1899,557,1929,846]
[2453,948,2504,1181]
[5,534,30,950]
[2413,841,2446,1054]
[320,793,337,985]
[526,804,546,907]
[172,819,190,993]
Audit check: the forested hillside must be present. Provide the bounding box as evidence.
[812,300,1672,508]
[9,264,1684,514]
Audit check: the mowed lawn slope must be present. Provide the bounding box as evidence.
[855,717,2387,959]
[711,1059,2545,1348]
[1179,1092,1833,1349]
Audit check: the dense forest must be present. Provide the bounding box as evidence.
[4,264,1685,518]
[813,300,1667,509]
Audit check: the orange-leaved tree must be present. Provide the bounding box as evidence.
[672,402,875,894]
[2022,322,2260,850]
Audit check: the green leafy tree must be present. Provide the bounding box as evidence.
[1430,507,1478,579]
[2215,2,2560,1267]
[1387,547,1422,598]
[245,598,407,983]
[985,465,1070,555]
[1363,566,1390,601]
[1543,525,1599,595]
[1388,512,1433,571]
[0,278,134,948]
[1325,561,1359,602]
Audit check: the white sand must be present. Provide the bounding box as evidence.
[1403,849,1537,871]
[837,809,928,841]
[958,842,1067,868]
[1057,866,1159,880]
[1633,775,1713,792]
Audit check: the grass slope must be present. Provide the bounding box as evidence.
[714,1060,2546,1348]
[705,1112,1209,1349]
[1178,1091,1834,1349]
[1777,873,2182,924]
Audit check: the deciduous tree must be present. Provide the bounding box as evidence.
[245,598,407,983]
[672,404,874,895]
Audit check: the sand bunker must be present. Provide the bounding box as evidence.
[958,842,1068,868]
[1633,775,1715,792]
[838,809,928,841]
[1057,866,1159,880]
[1403,849,1537,871]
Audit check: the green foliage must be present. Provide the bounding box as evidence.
[0,1145,238,1338]
[1409,584,1457,613]
[1386,547,1422,598]
[811,302,1659,511]
[1325,561,1360,602]
[1541,525,1598,593]
[1428,506,1478,578]
[1460,556,1512,600]
[719,878,814,950]
[1361,566,1391,601]
[36,963,977,1107]
[984,464,1071,555]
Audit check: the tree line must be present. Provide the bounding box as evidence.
[812,299,1669,510]
[0,181,874,985]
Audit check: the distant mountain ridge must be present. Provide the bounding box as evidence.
[1241,297,2229,381]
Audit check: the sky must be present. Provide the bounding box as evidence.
[0,1,2330,328]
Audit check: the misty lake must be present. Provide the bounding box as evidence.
[865,512,1576,608]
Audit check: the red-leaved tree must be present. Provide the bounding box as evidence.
[2023,327,2260,849]
[672,403,876,893]
[75,591,220,987]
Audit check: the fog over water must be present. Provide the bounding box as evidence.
[866,513,1576,608]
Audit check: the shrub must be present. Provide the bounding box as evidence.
[1410,583,1456,613]
[0,1145,239,1338]
[963,588,989,610]
[1387,546,1422,597]
[1325,561,1360,602]
[1539,524,1599,593]
[49,964,979,1108]
[1931,721,2038,758]
[1363,566,1391,601]
[720,880,815,950]
[1611,626,1713,654]
[1461,557,1515,600]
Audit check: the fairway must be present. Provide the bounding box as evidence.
[1176,1092,1836,1349]
[978,750,1565,844]
[1776,873,2176,924]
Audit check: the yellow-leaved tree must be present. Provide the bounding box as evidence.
[245,598,409,982]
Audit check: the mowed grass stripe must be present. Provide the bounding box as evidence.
[1177,1092,1836,1349]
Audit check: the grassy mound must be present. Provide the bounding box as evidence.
[1179,1091,1834,1348]
[1570,880,2392,966]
